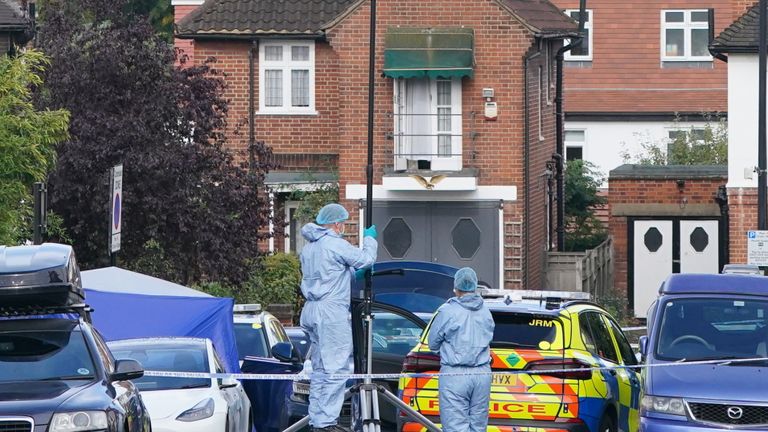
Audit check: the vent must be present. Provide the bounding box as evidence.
[688,401,768,427]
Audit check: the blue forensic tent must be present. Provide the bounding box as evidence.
[81,267,239,373]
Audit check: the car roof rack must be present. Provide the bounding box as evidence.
[0,303,93,323]
[480,289,591,310]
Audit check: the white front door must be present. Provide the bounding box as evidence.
[680,220,719,274]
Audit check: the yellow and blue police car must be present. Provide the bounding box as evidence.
[398,292,640,432]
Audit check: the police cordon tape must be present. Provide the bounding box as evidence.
[143,355,767,381]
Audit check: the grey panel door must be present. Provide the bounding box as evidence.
[371,201,499,287]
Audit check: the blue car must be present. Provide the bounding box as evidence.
[639,273,768,431]
[243,261,459,431]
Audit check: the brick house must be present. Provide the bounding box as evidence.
[173,0,577,289]
[0,0,31,55]
[550,0,745,181]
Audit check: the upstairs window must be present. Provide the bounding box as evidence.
[259,41,316,114]
[661,10,711,61]
[564,9,593,61]
[565,130,585,160]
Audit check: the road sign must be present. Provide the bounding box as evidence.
[109,164,123,253]
[747,230,768,266]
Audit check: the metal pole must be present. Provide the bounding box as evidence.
[364,0,377,376]
[759,0,767,229]
[32,182,45,245]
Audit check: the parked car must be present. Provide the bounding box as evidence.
[233,304,293,365]
[108,337,250,432]
[639,273,768,431]
[721,263,763,275]
[0,243,151,432]
[399,291,641,432]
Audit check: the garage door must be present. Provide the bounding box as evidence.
[372,201,499,287]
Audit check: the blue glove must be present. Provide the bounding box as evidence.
[355,265,374,280]
[364,224,378,239]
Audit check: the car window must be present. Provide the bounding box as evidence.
[269,318,289,344]
[233,322,269,359]
[0,329,97,382]
[605,317,637,366]
[92,329,115,373]
[581,312,619,363]
[110,344,211,391]
[490,312,563,350]
[656,298,768,361]
[372,308,424,356]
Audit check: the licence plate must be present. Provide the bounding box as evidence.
[491,374,516,385]
[292,381,310,395]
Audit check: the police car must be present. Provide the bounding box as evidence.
[0,243,152,432]
[398,291,641,432]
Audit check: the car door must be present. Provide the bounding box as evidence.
[604,316,641,432]
[580,311,621,400]
[213,348,245,432]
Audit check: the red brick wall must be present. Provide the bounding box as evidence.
[608,177,726,304]
[733,0,757,20]
[728,187,757,264]
[553,0,730,114]
[174,5,198,63]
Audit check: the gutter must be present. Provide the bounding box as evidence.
[249,40,258,148]
[708,8,728,63]
[523,49,536,288]
[554,0,587,252]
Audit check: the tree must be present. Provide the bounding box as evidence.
[127,0,173,41]
[564,160,607,251]
[37,0,276,286]
[621,114,727,165]
[0,49,69,245]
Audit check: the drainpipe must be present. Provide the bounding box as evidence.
[249,40,258,148]
[523,51,532,287]
[715,185,730,268]
[555,0,587,251]
[708,9,728,63]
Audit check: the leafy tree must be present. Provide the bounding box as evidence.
[127,0,173,41]
[37,0,276,285]
[564,160,607,251]
[288,171,340,223]
[621,115,727,165]
[0,49,69,245]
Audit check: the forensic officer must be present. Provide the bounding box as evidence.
[299,203,377,432]
[428,267,495,432]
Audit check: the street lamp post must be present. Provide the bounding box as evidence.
[759,0,767,229]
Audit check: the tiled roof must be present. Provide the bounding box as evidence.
[176,0,361,37]
[498,0,578,35]
[0,0,28,30]
[176,0,578,39]
[711,3,762,53]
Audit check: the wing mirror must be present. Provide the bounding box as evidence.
[638,335,649,362]
[220,376,239,389]
[111,359,144,382]
[272,342,302,363]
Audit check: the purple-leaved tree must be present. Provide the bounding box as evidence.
[36,0,275,286]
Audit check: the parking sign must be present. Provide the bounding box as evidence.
[110,164,123,253]
[747,230,768,266]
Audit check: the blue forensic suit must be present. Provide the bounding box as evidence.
[428,293,495,432]
[299,223,377,428]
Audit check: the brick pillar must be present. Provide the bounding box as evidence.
[728,187,758,263]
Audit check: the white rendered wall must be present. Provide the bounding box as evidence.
[728,54,759,189]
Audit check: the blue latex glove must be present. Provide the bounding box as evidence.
[355,265,375,281]
[364,224,378,239]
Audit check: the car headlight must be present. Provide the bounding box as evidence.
[641,395,687,416]
[176,398,215,422]
[50,411,108,431]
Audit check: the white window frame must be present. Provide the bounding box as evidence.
[393,77,463,171]
[564,9,593,61]
[565,129,586,161]
[667,127,706,145]
[284,201,306,254]
[660,10,712,62]
[258,40,316,115]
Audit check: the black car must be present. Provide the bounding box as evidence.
[0,243,151,432]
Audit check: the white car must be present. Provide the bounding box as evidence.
[108,337,251,432]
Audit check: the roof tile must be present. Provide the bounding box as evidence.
[711,3,763,53]
[0,0,28,30]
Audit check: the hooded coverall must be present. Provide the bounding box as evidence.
[428,293,495,432]
[299,223,377,428]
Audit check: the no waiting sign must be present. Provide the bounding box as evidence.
[747,230,768,266]
[110,164,123,253]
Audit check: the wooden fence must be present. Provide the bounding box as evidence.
[544,237,613,299]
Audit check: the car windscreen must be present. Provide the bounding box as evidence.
[656,298,768,361]
[0,329,96,382]
[364,270,455,314]
[490,312,563,350]
[233,322,270,359]
[110,345,211,391]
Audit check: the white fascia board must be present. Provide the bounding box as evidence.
[345,184,517,201]
[382,175,477,191]
[171,0,204,6]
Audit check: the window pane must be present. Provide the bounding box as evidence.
[665,29,684,56]
[691,29,709,56]
[691,129,706,141]
[691,11,709,22]
[265,70,283,107]
[291,70,309,107]
[571,31,590,56]
[665,11,684,23]
[566,146,583,160]
[438,135,452,157]
[565,130,585,143]
[265,46,283,61]
[292,46,309,61]
[438,107,451,132]
[437,80,451,105]
[569,10,589,22]
[668,130,685,140]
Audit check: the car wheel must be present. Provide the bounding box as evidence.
[599,414,616,432]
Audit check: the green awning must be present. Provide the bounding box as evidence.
[383,27,474,79]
